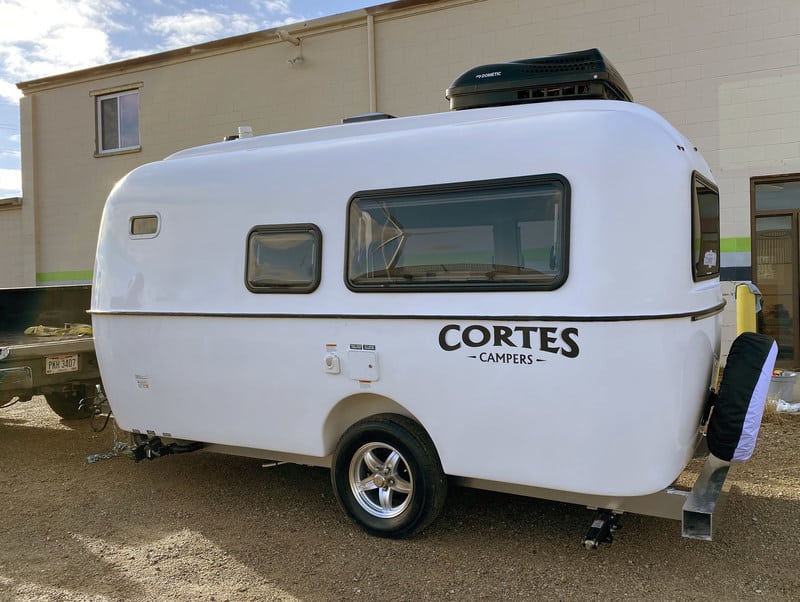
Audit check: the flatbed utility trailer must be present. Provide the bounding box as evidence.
[1,285,101,419]
[91,49,776,544]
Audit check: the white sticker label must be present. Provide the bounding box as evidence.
[703,250,717,268]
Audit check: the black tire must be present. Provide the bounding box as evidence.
[45,389,93,420]
[331,413,447,539]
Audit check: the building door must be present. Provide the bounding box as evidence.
[752,177,800,367]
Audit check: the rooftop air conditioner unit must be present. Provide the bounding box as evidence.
[446,48,632,111]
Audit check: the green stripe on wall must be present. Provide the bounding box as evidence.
[720,237,750,253]
[36,270,94,284]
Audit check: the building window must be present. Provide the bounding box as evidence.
[692,174,720,281]
[246,224,322,293]
[347,175,569,291]
[752,176,800,366]
[96,89,140,154]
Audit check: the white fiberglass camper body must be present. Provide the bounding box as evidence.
[92,51,737,543]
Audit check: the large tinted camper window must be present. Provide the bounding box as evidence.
[246,224,321,293]
[347,175,569,291]
[692,174,720,281]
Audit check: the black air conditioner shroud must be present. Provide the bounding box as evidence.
[446,48,633,111]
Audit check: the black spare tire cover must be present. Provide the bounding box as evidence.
[707,332,778,462]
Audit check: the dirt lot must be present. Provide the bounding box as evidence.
[1,398,799,601]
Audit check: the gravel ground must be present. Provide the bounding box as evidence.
[1,397,799,601]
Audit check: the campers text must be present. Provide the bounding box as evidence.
[438,324,580,359]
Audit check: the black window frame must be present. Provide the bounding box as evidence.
[245,224,322,294]
[692,172,721,282]
[345,174,570,293]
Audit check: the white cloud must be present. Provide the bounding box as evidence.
[263,16,306,29]
[1,146,20,158]
[5,0,126,39]
[0,0,128,82]
[258,1,292,14]
[3,27,112,80]
[0,79,20,104]
[147,10,260,48]
[0,167,22,196]
[250,1,306,28]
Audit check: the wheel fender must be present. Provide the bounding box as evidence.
[707,332,778,462]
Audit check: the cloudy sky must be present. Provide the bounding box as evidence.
[0,0,375,198]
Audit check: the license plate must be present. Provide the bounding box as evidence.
[46,354,79,375]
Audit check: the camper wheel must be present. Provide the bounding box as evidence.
[331,414,447,539]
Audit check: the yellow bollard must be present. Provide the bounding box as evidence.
[736,283,758,335]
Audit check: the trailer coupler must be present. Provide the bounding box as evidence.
[130,436,204,462]
[582,509,622,549]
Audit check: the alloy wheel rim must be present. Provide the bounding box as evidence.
[349,442,414,518]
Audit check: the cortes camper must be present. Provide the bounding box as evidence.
[91,50,776,547]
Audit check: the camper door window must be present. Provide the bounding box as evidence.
[246,224,322,293]
[346,175,569,291]
[692,174,720,281]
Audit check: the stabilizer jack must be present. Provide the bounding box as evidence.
[582,509,622,549]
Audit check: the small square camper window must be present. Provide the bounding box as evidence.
[246,225,321,293]
[347,175,569,291]
[130,215,159,237]
[692,174,720,281]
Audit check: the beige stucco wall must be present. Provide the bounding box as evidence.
[9,0,800,353]
[0,205,25,286]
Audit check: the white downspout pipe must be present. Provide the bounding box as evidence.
[367,14,377,113]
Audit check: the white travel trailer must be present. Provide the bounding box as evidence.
[91,50,773,546]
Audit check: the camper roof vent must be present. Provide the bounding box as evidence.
[342,112,396,124]
[223,125,254,141]
[445,48,632,111]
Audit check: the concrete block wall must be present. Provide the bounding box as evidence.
[720,282,738,364]
[31,83,143,284]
